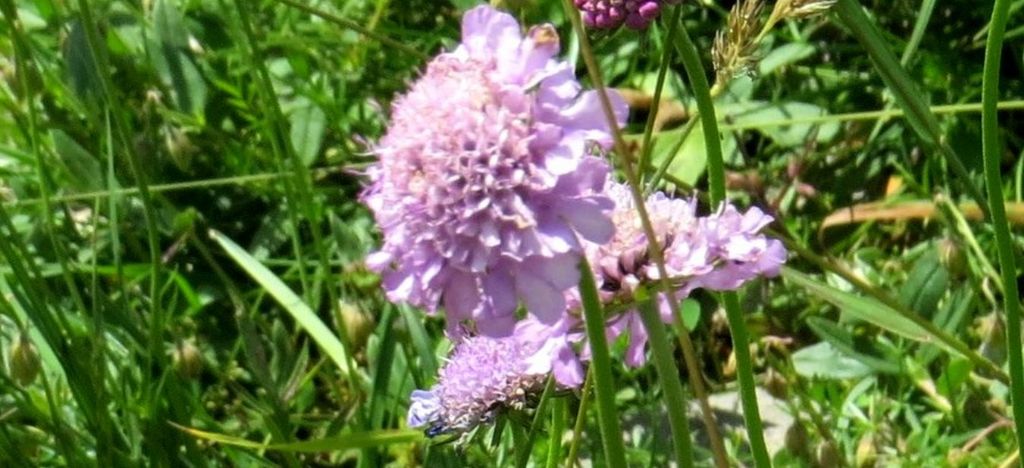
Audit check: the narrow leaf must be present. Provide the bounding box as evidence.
[784,267,955,353]
[209,229,363,384]
[171,423,421,452]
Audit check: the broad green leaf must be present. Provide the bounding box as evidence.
[721,101,840,147]
[758,42,816,75]
[64,19,102,104]
[792,341,873,380]
[937,357,972,400]
[289,97,327,166]
[648,120,737,186]
[209,229,365,385]
[153,0,188,48]
[400,304,439,378]
[679,298,701,332]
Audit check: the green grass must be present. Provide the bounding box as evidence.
[1,0,1024,466]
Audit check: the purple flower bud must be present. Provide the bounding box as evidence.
[576,0,683,30]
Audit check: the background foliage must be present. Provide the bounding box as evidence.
[1,0,1023,466]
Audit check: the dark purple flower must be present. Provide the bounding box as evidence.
[575,0,683,30]
[364,6,628,337]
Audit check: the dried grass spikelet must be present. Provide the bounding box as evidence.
[769,0,836,21]
[712,0,836,92]
[712,0,765,91]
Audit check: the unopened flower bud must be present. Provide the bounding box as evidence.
[165,127,197,171]
[937,237,966,278]
[9,334,41,386]
[815,440,841,468]
[173,340,203,379]
[784,422,809,458]
[855,434,877,467]
[339,300,374,352]
[763,368,789,400]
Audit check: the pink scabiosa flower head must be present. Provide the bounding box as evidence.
[575,0,683,30]
[407,319,571,435]
[567,179,786,368]
[364,6,628,337]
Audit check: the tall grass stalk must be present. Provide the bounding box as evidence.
[980,0,1024,451]
[560,2,735,466]
[232,0,361,387]
[576,257,628,468]
[637,7,681,184]
[834,0,989,219]
[637,296,695,466]
[673,20,772,468]
[72,8,165,460]
[566,368,593,465]
[545,397,568,468]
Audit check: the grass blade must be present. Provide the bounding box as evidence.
[209,229,365,385]
[637,296,694,467]
[576,257,628,468]
[834,0,988,215]
[172,423,421,452]
[784,267,948,348]
[980,0,1024,451]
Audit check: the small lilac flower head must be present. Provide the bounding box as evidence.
[575,0,683,30]
[407,321,561,435]
[572,180,786,368]
[364,6,627,338]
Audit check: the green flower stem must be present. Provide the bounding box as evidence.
[566,368,593,465]
[545,397,568,468]
[981,0,1024,451]
[637,7,682,184]
[637,296,695,467]
[515,377,556,468]
[577,258,628,468]
[673,23,772,468]
[560,2,729,466]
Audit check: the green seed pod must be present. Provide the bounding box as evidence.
[165,127,197,172]
[763,368,789,400]
[173,340,203,379]
[937,237,966,277]
[855,434,877,468]
[784,422,809,459]
[9,334,41,386]
[815,440,841,468]
[339,300,374,352]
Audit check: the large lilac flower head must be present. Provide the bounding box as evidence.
[575,0,683,30]
[407,320,569,435]
[364,6,627,338]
